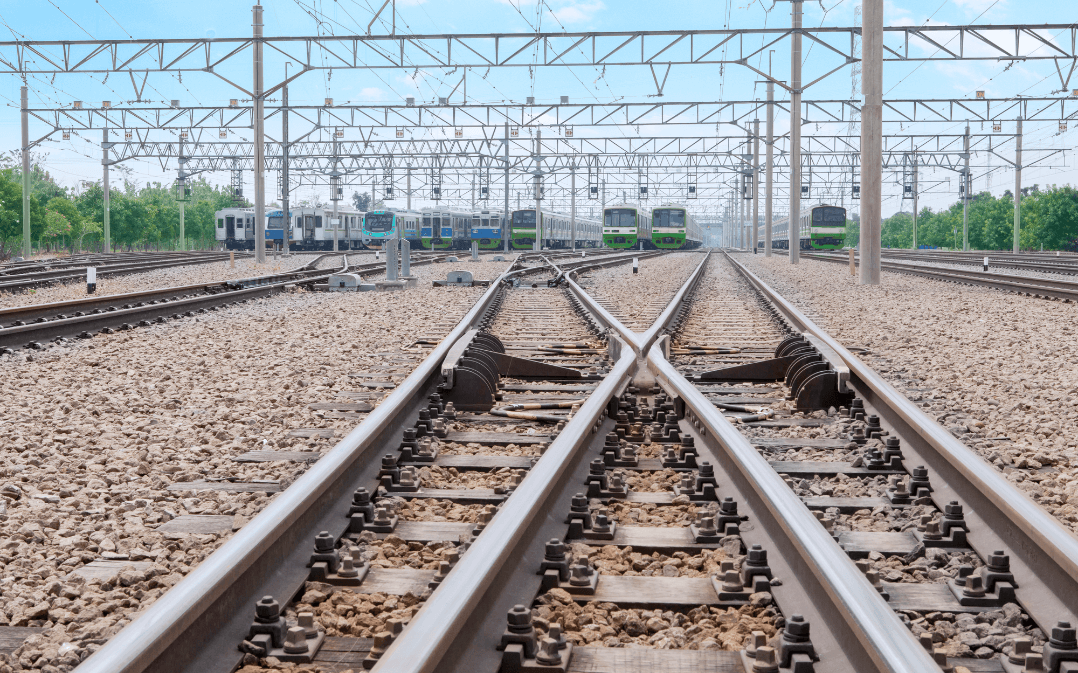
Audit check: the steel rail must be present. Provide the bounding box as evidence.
[635,251,710,356]
[645,345,938,673]
[726,253,1078,634]
[804,252,1078,300]
[75,258,529,673]
[371,338,636,673]
[0,252,247,292]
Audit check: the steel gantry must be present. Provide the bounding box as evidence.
[11,10,1075,264]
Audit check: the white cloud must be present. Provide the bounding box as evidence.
[952,0,1005,14]
[496,0,605,24]
[360,87,385,100]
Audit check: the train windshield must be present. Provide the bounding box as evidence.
[513,210,536,229]
[605,209,636,228]
[366,212,394,233]
[812,207,846,224]
[267,215,285,230]
[653,209,685,228]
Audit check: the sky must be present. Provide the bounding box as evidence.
[0,0,1073,221]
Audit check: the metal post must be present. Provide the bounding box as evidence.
[570,164,577,250]
[503,122,510,253]
[911,154,918,250]
[962,123,970,252]
[282,83,290,255]
[331,135,339,253]
[21,86,30,258]
[534,128,541,251]
[859,0,882,284]
[400,238,410,276]
[253,4,266,264]
[406,166,412,211]
[766,82,774,257]
[753,119,760,253]
[1014,117,1022,253]
[739,172,745,248]
[789,0,803,265]
[386,233,398,280]
[179,201,185,251]
[102,128,111,254]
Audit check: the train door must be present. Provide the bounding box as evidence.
[304,215,315,243]
[225,215,236,241]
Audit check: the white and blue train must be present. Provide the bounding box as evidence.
[216,206,365,251]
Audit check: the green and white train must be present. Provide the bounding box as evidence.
[761,203,847,251]
[602,204,652,249]
[651,204,703,249]
[508,208,602,250]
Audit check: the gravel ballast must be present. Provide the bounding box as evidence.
[737,254,1078,536]
[0,257,510,669]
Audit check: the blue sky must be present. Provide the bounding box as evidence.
[0,0,1072,218]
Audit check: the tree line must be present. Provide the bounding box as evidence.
[845,185,1078,251]
[0,163,241,260]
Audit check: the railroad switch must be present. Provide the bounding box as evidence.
[242,596,326,663]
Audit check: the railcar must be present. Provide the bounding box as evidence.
[471,210,505,250]
[761,204,847,251]
[603,204,652,249]
[508,208,603,250]
[361,209,421,250]
[651,204,703,249]
[419,208,471,250]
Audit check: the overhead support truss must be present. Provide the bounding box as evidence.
[3,25,1076,90]
[27,96,1078,133]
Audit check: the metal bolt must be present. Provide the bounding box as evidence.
[784,614,810,640]
[699,461,714,477]
[255,596,281,622]
[506,605,533,631]
[746,630,767,658]
[721,569,743,592]
[589,459,605,475]
[314,531,335,552]
[962,574,986,598]
[544,539,566,562]
[283,626,310,654]
[338,555,360,578]
[592,513,611,534]
[752,645,779,672]
[569,560,593,586]
[298,612,318,638]
[1050,621,1078,649]
[352,488,371,505]
[1009,637,1032,664]
[534,637,562,665]
[987,550,1011,572]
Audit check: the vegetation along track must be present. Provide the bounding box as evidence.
[71,250,1077,673]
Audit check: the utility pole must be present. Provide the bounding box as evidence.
[21,86,30,258]
[331,135,339,253]
[911,153,919,250]
[789,0,803,265]
[859,0,882,284]
[570,162,577,250]
[962,122,971,251]
[282,82,290,254]
[252,4,267,264]
[102,128,111,254]
[533,128,541,251]
[503,122,510,253]
[766,82,774,257]
[178,135,185,250]
[406,166,412,211]
[753,119,760,252]
[1013,115,1021,252]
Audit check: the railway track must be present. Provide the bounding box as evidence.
[877,250,1078,276]
[0,252,448,352]
[69,251,1075,673]
[805,252,1078,302]
[0,251,253,293]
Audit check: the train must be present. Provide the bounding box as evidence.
[360,209,421,250]
[603,203,652,249]
[215,206,366,251]
[760,204,848,251]
[651,204,703,249]
[508,208,602,250]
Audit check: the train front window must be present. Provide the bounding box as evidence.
[513,211,536,229]
[315,216,323,228]
[268,216,284,229]
[813,207,846,223]
[653,209,685,228]
[605,209,636,229]
[366,213,394,233]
